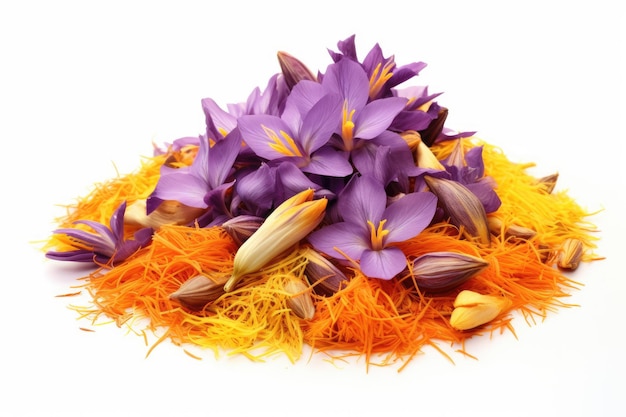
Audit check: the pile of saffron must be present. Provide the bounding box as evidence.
[45,35,600,370]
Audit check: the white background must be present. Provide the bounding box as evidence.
[1,1,624,416]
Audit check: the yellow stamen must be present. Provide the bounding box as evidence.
[367,219,389,251]
[262,124,303,157]
[369,61,394,99]
[341,101,356,150]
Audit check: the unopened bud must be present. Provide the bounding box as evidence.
[424,176,491,245]
[557,238,584,270]
[450,290,512,331]
[170,275,226,310]
[284,278,315,320]
[221,215,264,246]
[277,51,317,90]
[303,248,349,296]
[410,251,489,293]
[488,216,536,241]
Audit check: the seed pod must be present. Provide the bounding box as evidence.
[424,175,491,245]
[450,290,512,331]
[302,248,349,296]
[410,252,489,293]
[284,278,315,320]
[487,216,536,241]
[536,173,559,194]
[170,275,227,311]
[557,238,584,270]
[221,215,264,246]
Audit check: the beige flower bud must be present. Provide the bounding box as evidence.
[424,175,491,245]
[224,189,327,292]
[487,216,536,241]
[302,247,349,296]
[169,275,227,310]
[557,238,584,270]
[124,199,206,229]
[416,137,446,170]
[536,173,559,194]
[410,251,489,293]
[283,277,316,320]
[450,290,512,331]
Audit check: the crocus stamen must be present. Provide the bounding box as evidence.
[341,101,356,150]
[369,61,394,99]
[262,124,303,157]
[367,219,389,251]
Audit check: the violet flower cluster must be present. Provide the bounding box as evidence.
[47,35,499,281]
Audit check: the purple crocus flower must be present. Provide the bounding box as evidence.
[307,175,437,280]
[146,130,241,215]
[237,81,353,177]
[321,59,407,152]
[442,141,501,213]
[46,202,153,264]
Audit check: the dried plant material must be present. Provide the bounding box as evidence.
[409,251,489,293]
[170,275,227,310]
[450,290,512,331]
[557,238,584,270]
[488,216,537,241]
[536,173,559,194]
[224,189,327,292]
[124,199,206,229]
[284,278,315,320]
[221,215,264,246]
[424,175,491,245]
[302,247,349,296]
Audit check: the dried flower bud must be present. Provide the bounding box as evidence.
[284,278,315,320]
[418,106,448,147]
[557,238,584,270]
[224,189,327,292]
[399,130,423,150]
[124,199,206,229]
[221,215,264,246]
[303,248,349,296]
[410,252,489,293]
[487,216,536,241]
[277,51,317,90]
[536,173,559,194]
[416,137,445,171]
[170,275,226,310]
[450,290,512,331]
[424,176,491,245]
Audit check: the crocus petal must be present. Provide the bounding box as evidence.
[208,130,241,189]
[52,226,115,256]
[353,97,407,140]
[383,191,437,244]
[338,175,386,225]
[238,115,302,160]
[307,222,369,261]
[360,247,407,279]
[148,171,209,210]
[281,80,327,128]
[202,97,237,139]
[298,94,344,154]
[303,146,353,177]
[322,59,369,110]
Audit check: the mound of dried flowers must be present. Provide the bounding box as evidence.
[45,35,600,370]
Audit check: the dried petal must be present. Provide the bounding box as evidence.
[410,251,489,293]
[424,175,491,245]
[557,238,584,270]
[302,247,349,296]
[284,278,315,320]
[170,275,227,310]
[450,290,512,331]
[487,216,536,241]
